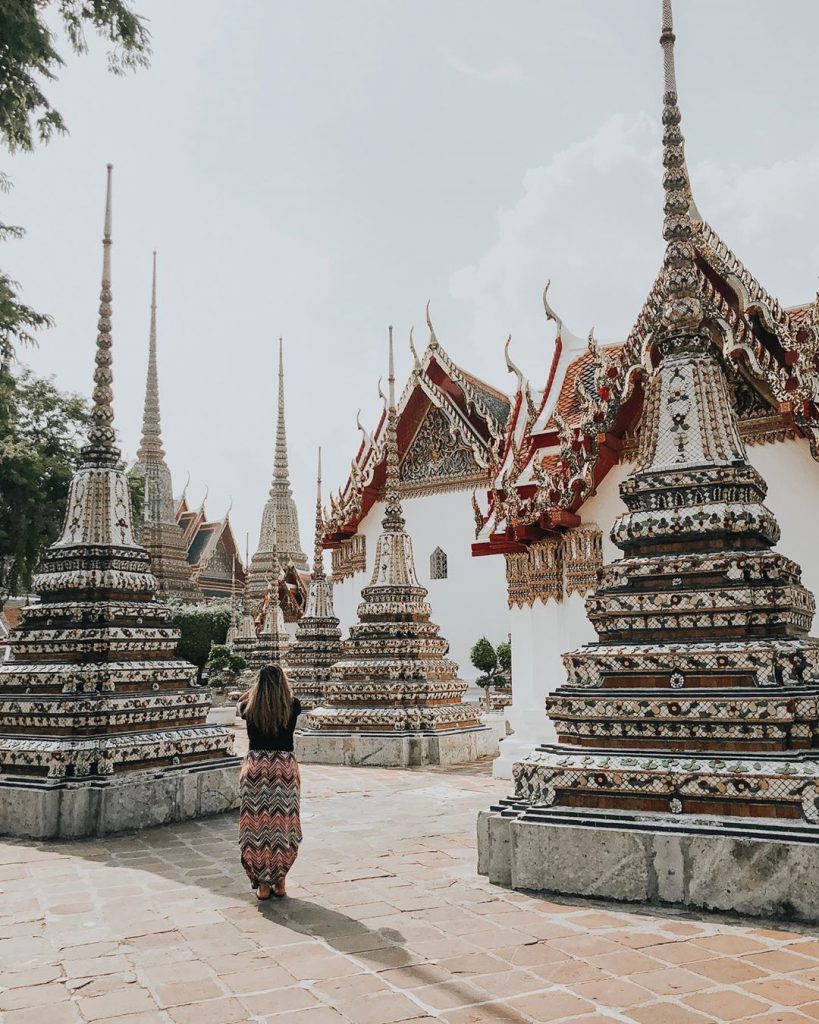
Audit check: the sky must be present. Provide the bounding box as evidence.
[6,0,819,554]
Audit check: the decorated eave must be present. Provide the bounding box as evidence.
[473,220,819,558]
[323,309,511,546]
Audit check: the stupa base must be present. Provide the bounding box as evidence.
[295,725,497,768]
[478,804,819,923]
[0,758,240,840]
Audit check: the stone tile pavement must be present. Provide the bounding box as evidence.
[2,758,819,1023]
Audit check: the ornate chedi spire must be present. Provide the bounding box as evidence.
[247,338,309,604]
[287,448,343,708]
[232,601,259,668]
[0,166,237,839]
[297,329,495,767]
[130,252,200,602]
[246,521,290,672]
[482,2,819,917]
[83,164,118,464]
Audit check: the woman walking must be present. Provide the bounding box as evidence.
[237,665,303,900]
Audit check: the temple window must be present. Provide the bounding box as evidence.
[430,547,448,580]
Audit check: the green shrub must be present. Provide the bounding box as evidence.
[206,643,247,686]
[173,601,232,682]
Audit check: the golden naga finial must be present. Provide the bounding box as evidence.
[503,334,524,391]
[409,326,422,373]
[355,408,372,448]
[542,279,563,331]
[425,299,439,349]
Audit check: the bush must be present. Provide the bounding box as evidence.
[173,601,232,682]
[206,643,247,686]
[471,636,512,709]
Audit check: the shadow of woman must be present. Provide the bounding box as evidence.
[255,895,406,963]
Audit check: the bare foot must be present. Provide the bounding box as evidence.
[256,883,272,901]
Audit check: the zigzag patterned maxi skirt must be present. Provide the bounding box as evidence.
[239,751,302,888]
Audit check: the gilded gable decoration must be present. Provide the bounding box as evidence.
[401,407,480,489]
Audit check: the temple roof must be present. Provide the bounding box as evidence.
[325,313,511,541]
[175,494,247,585]
[472,22,819,557]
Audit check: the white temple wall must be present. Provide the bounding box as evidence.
[493,461,633,778]
[329,488,509,682]
[494,437,819,779]
[746,440,819,607]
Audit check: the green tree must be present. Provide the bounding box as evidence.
[470,636,498,711]
[173,602,232,683]
[1,0,150,363]
[206,644,247,687]
[0,367,88,596]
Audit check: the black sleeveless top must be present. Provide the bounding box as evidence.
[243,698,302,753]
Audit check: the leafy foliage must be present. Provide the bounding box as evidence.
[0,1,150,153]
[470,636,512,708]
[206,644,247,687]
[470,636,497,677]
[0,366,88,596]
[1,176,53,365]
[173,602,232,682]
[0,1,150,363]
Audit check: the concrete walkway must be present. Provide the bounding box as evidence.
[1,760,819,1023]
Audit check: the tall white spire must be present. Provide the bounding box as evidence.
[271,337,291,497]
[137,251,164,462]
[247,337,309,600]
[129,250,201,600]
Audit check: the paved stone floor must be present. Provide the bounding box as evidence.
[2,759,819,1024]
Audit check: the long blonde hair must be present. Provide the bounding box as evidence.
[239,665,293,733]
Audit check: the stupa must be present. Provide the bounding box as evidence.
[232,603,258,666]
[130,252,201,602]
[479,2,819,922]
[297,330,496,766]
[247,340,308,605]
[0,167,238,839]
[246,526,290,672]
[287,449,343,709]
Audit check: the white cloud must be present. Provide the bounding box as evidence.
[450,113,819,389]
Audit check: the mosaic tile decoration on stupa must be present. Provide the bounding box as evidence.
[0,167,234,788]
[287,450,343,709]
[501,4,819,833]
[301,332,482,737]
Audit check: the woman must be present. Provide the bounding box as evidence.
[237,665,303,900]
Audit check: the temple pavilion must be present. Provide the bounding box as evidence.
[477,1,819,921]
[129,253,201,603]
[297,331,496,767]
[175,492,246,601]
[0,167,238,839]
